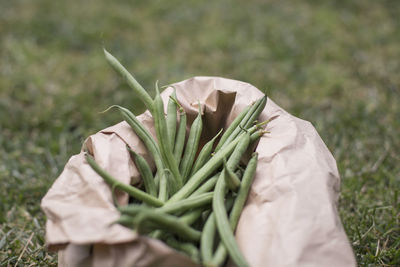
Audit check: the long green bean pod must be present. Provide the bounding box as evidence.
[154,173,160,192]
[201,213,217,264]
[229,153,258,230]
[119,108,169,200]
[190,129,223,177]
[226,132,251,170]
[118,204,147,216]
[103,49,154,112]
[158,172,168,201]
[242,95,267,129]
[216,129,252,200]
[110,105,168,197]
[127,147,157,197]
[153,85,183,188]
[250,129,266,143]
[110,105,158,154]
[179,193,234,227]
[180,104,203,183]
[190,172,220,197]
[116,214,136,227]
[135,210,202,242]
[213,173,249,267]
[85,154,163,207]
[119,200,209,224]
[166,89,177,148]
[117,214,166,240]
[158,192,213,214]
[167,126,258,203]
[191,170,242,198]
[214,105,251,152]
[219,96,266,151]
[223,159,241,191]
[179,208,204,225]
[173,109,187,166]
[165,169,178,196]
[201,194,236,266]
[211,153,258,266]
[210,131,253,267]
[208,132,253,265]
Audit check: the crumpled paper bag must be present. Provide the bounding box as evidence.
[41,76,356,267]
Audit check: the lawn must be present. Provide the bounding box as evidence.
[0,0,399,266]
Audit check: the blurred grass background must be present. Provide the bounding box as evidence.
[0,0,399,266]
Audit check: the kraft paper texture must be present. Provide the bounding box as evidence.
[41,76,356,267]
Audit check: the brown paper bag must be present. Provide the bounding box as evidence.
[41,76,356,267]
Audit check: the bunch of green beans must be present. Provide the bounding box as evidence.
[84,49,270,267]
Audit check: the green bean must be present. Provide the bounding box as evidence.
[109,105,158,154]
[85,153,163,207]
[119,195,212,226]
[166,89,177,148]
[158,192,213,214]
[219,96,266,151]
[226,131,251,170]
[179,208,204,225]
[169,189,236,226]
[180,104,203,183]
[210,239,225,266]
[165,237,200,263]
[167,125,258,203]
[243,95,267,128]
[211,153,258,266]
[119,203,201,223]
[135,210,201,242]
[165,169,178,196]
[229,153,258,231]
[127,147,157,197]
[120,108,169,200]
[110,105,168,198]
[250,128,268,143]
[118,204,146,216]
[153,85,183,188]
[223,159,240,191]
[154,173,160,192]
[116,214,136,227]
[220,130,252,194]
[210,131,254,267]
[158,172,168,201]
[214,105,251,152]
[190,172,220,197]
[117,204,152,223]
[213,172,249,267]
[118,213,167,241]
[148,229,163,239]
[190,129,223,177]
[191,170,242,198]
[103,49,153,112]
[201,213,216,264]
[201,194,236,266]
[236,168,244,180]
[173,108,187,166]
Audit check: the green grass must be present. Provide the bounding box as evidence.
[1,0,399,266]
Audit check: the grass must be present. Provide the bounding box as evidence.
[0,0,399,266]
